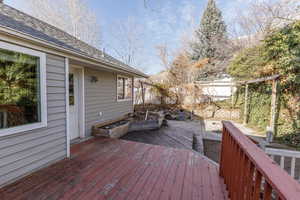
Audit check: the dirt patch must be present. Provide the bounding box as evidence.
[102,120,130,129]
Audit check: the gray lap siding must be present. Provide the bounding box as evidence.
[84,68,133,136]
[0,54,67,187]
[0,57,135,187]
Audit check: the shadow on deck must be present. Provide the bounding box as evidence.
[0,137,228,200]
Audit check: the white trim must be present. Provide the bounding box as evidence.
[132,77,135,111]
[117,74,133,102]
[81,68,85,139]
[117,99,133,102]
[0,41,47,137]
[265,148,300,158]
[65,58,70,158]
[76,66,85,139]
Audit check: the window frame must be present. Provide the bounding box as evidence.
[0,41,47,137]
[117,75,133,102]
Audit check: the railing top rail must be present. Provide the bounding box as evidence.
[266,148,300,158]
[222,121,300,199]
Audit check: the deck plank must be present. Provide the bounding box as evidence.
[87,143,154,200]
[62,141,127,198]
[104,144,156,199]
[145,148,176,200]
[181,152,194,200]
[23,139,132,200]
[192,153,203,200]
[110,147,157,200]
[198,156,214,200]
[135,147,173,200]
[71,142,144,200]
[6,138,119,200]
[170,150,189,200]
[113,147,157,199]
[0,137,228,200]
[158,149,186,200]
[122,145,166,200]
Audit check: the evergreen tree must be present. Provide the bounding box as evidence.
[0,49,38,105]
[191,0,228,61]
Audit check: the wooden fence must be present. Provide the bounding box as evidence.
[220,121,300,200]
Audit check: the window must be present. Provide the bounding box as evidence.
[0,42,47,136]
[69,74,75,106]
[117,75,132,101]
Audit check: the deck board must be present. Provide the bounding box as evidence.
[0,137,228,200]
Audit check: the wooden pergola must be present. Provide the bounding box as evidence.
[240,74,281,136]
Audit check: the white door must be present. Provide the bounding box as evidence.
[69,68,80,140]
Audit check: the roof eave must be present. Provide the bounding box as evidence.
[0,25,148,78]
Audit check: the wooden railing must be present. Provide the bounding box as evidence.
[220,121,300,200]
[266,148,300,182]
[0,110,7,128]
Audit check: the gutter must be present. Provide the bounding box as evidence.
[0,25,149,78]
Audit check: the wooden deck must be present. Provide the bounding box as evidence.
[0,137,228,200]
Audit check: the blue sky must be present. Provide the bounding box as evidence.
[5,0,253,75]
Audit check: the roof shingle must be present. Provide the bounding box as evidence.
[0,4,147,77]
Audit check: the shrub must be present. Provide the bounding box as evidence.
[228,21,300,144]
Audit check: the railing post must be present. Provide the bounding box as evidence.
[253,170,262,200]
[227,136,234,197]
[246,162,255,200]
[235,148,244,200]
[241,156,250,199]
[264,181,272,200]
[270,79,279,137]
[219,127,226,177]
[222,129,230,187]
[243,84,249,125]
[232,142,240,200]
[291,157,296,178]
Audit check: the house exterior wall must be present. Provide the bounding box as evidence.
[0,54,67,187]
[84,68,134,136]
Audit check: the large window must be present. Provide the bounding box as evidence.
[0,42,47,136]
[117,75,132,101]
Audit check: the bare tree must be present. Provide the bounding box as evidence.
[231,0,300,48]
[108,17,145,68]
[156,45,170,70]
[27,0,102,48]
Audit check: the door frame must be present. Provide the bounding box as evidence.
[66,60,85,157]
[70,65,85,139]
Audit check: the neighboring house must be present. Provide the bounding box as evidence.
[0,3,147,187]
[136,75,236,105]
[196,77,236,102]
[149,70,170,84]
